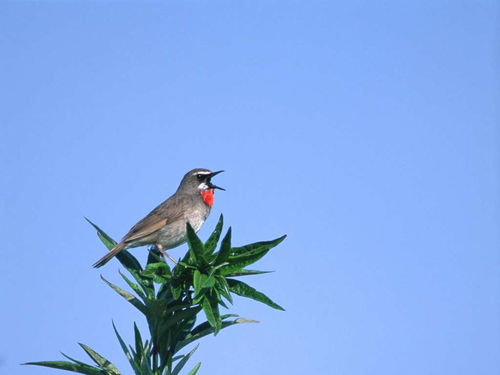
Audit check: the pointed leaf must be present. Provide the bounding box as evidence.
[217,297,229,309]
[219,251,270,276]
[204,214,223,255]
[220,237,285,275]
[171,345,199,375]
[133,323,143,363]
[85,217,116,250]
[175,318,252,352]
[208,295,222,333]
[115,250,144,274]
[186,362,201,375]
[225,269,273,277]
[24,361,106,375]
[60,353,98,369]
[112,322,142,374]
[230,235,286,256]
[235,318,259,323]
[186,223,204,263]
[101,276,146,314]
[215,276,233,305]
[227,279,285,311]
[214,227,232,264]
[224,237,286,270]
[78,344,120,375]
[119,271,147,301]
[171,284,182,300]
[139,341,153,374]
[125,268,155,299]
[143,262,171,284]
[193,270,202,296]
[201,273,215,289]
[201,298,216,331]
[144,262,171,277]
[147,248,164,265]
[85,217,143,272]
[157,306,201,334]
[138,353,153,375]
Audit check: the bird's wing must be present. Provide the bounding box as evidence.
[123,212,168,243]
[121,197,185,243]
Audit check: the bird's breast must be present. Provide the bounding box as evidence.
[157,204,210,250]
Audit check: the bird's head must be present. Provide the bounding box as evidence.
[178,168,225,206]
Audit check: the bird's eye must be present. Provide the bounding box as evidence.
[196,174,204,181]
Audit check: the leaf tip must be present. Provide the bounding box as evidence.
[235,318,260,323]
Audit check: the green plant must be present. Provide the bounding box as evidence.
[25,215,285,375]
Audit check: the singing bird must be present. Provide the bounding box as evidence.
[93,168,224,268]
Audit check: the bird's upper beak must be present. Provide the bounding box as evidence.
[207,170,225,191]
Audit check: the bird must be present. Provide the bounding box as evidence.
[92,168,224,268]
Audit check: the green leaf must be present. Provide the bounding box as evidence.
[147,248,164,265]
[170,284,182,300]
[85,217,143,272]
[125,267,155,300]
[214,227,232,264]
[217,298,229,309]
[219,236,286,275]
[23,360,107,375]
[219,254,269,276]
[225,269,272,277]
[144,262,171,276]
[60,353,99,370]
[119,271,147,301]
[133,323,143,363]
[201,298,218,332]
[202,274,215,289]
[231,235,287,256]
[171,312,198,350]
[143,262,171,284]
[204,214,223,255]
[171,345,199,375]
[115,250,144,274]
[138,354,153,375]
[101,276,146,314]
[175,317,252,352]
[186,362,201,375]
[227,279,285,311]
[78,343,120,375]
[156,306,202,334]
[85,217,116,250]
[186,222,205,263]
[211,295,222,333]
[221,241,283,275]
[193,270,202,296]
[215,276,233,305]
[112,322,142,375]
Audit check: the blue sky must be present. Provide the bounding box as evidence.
[1,1,499,374]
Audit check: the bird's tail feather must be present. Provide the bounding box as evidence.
[93,242,126,268]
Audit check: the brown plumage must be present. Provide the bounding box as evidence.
[92,168,224,268]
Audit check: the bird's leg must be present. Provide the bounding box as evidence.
[157,244,177,264]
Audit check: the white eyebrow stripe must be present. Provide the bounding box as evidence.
[192,171,211,175]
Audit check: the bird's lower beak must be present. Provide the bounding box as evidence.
[208,170,225,191]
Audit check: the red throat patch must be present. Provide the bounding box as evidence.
[200,189,214,207]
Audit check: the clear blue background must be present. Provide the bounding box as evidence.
[1,1,499,374]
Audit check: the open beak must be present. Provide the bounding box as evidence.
[207,170,225,191]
